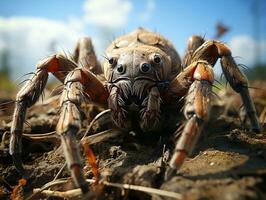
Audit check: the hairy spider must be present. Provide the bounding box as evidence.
[9,28,260,193]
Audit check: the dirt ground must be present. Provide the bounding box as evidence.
[0,81,266,200]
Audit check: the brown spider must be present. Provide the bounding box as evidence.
[9,28,260,193]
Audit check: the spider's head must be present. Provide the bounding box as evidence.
[103,46,172,104]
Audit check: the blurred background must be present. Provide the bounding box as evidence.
[0,0,265,92]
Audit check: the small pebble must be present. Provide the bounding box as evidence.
[210,162,215,166]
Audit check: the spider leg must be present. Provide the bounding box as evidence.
[191,39,260,132]
[219,51,260,132]
[10,33,108,192]
[182,35,205,67]
[56,67,108,193]
[166,37,260,179]
[73,37,102,74]
[10,55,77,176]
[166,60,214,180]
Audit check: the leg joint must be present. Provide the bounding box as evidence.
[193,61,214,83]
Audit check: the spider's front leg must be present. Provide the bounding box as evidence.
[165,60,214,179]
[191,40,260,132]
[10,55,77,175]
[56,68,108,192]
[10,37,107,193]
[73,37,102,75]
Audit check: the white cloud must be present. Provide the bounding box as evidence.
[139,0,156,22]
[67,16,86,32]
[0,0,135,80]
[228,35,266,66]
[83,0,132,28]
[0,16,84,79]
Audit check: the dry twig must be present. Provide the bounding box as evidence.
[31,178,182,199]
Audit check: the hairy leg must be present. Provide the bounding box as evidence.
[166,61,214,179]
[185,38,260,132]
[56,67,108,192]
[166,37,260,179]
[182,35,205,67]
[10,55,77,175]
[73,37,102,74]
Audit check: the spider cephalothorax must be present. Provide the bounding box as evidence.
[103,30,182,131]
[9,28,260,194]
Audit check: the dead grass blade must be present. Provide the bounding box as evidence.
[103,181,182,199]
[31,178,182,199]
[82,129,123,145]
[33,188,81,199]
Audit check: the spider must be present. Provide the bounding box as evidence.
[9,28,260,193]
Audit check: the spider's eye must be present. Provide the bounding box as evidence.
[116,64,126,74]
[108,57,117,66]
[140,63,151,73]
[154,54,161,64]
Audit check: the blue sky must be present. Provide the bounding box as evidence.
[0,0,265,78]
